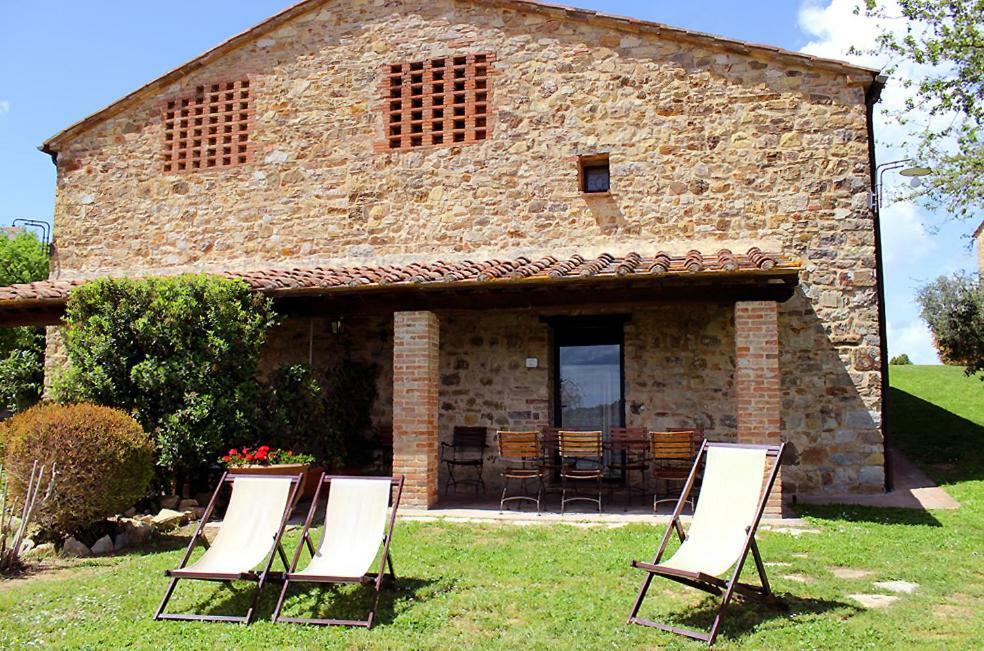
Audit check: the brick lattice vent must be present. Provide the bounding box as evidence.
[163,80,252,173]
[378,54,494,152]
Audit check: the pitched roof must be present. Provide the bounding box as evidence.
[0,248,797,307]
[41,0,881,154]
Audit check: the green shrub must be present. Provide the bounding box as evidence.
[261,364,332,463]
[1,403,154,536]
[52,275,276,474]
[0,230,50,413]
[260,357,379,468]
[889,353,913,365]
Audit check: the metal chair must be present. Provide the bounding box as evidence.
[558,430,605,513]
[650,430,699,512]
[496,431,544,514]
[609,427,649,509]
[440,426,488,495]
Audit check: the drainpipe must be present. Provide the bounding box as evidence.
[865,73,892,492]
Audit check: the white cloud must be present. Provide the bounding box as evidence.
[797,0,962,365]
[0,100,9,116]
[880,200,935,267]
[887,320,938,364]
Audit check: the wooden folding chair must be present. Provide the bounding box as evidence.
[496,431,544,514]
[628,441,787,646]
[154,472,302,624]
[650,430,699,512]
[558,430,605,513]
[272,475,404,628]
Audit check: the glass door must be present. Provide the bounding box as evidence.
[558,344,622,431]
[550,316,626,432]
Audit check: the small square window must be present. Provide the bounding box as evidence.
[579,153,611,194]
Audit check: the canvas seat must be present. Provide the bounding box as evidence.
[155,473,301,624]
[627,441,787,646]
[272,475,404,628]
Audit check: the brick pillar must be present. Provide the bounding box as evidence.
[392,311,440,509]
[735,301,783,516]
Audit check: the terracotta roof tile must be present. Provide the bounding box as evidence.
[0,248,798,306]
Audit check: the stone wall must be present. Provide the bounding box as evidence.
[45,0,883,494]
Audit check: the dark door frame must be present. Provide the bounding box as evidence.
[542,315,628,428]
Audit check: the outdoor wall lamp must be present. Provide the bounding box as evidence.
[868,158,932,211]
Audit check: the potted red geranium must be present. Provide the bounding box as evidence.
[219,446,322,497]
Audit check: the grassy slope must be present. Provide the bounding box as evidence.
[0,366,980,650]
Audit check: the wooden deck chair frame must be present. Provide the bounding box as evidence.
[154,471,302,624]
[272,475,404,628]
[627,441,787,646]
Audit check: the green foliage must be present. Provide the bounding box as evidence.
[260,363,332,463]
[0,348,45,412]
[889,353,913,365]
[0,231,50,414]
[916,272,984,377]
[857,0,983,217]
[261,358,378,468]
[0,403,154,537]
[53,275,277,473]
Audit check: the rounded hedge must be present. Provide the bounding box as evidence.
[1,403,155,536]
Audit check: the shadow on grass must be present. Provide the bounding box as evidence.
[165,575,434,627]
[671,593,863,643]
[889,387,984,485]
[795,503,943,527]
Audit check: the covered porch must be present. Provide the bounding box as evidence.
[0,249,797,516]
[261,249,797,517]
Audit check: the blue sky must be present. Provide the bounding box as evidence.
[0,1,977,362]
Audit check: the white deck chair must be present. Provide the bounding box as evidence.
[628,441,787,646]
[272,475,404,628]
[154,473,302,624]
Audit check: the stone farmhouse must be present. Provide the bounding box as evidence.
[0,0,890,513]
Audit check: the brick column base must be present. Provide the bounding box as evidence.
[392,311,440,509]
[735,301,784,517]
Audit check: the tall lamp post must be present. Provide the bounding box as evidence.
[869,158,932,211]
[867,158,931,492]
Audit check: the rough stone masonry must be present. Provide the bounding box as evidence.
[41,0,884,497]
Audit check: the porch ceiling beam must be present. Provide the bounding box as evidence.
[272,279,798,317]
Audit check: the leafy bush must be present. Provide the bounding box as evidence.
[0,230,50,414]
[889,353,913,365]
[260,357,378,468]
[0,348,45,413]
[917,272,984,378]
[1,403,154,536]
[261,363,332,463]
[53,275,276,474]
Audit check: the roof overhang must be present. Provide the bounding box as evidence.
[0,250,799,326]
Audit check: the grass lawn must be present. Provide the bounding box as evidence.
[0,365,981,649]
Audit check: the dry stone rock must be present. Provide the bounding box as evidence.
[849,594,899,609]
[24,542,55,558]
[874,580,918,594]
[62,536,91,557]
[831,567,872,580]
[159,496,180,510]
[90,535,114,555]
[152,509,186,531]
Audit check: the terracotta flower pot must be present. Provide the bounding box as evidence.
[226,463,324,501]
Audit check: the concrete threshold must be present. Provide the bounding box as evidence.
[398,506,807,528]
[796,449,959,511]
